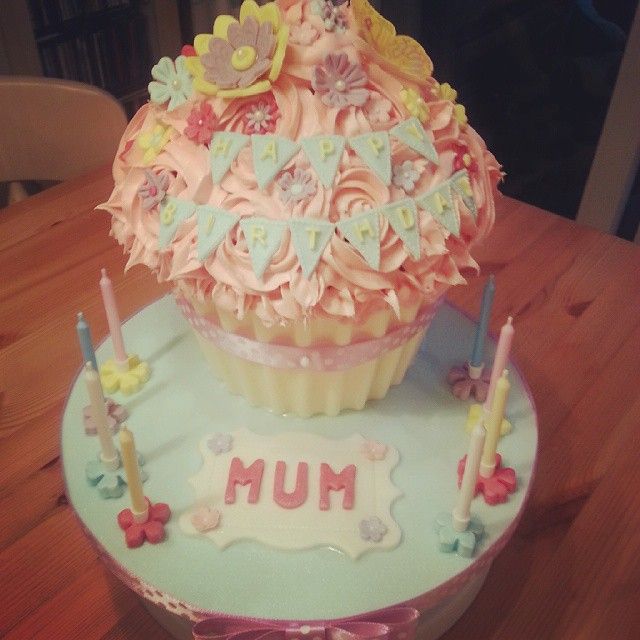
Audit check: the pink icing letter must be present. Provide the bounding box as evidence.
[225,457,264,504]
[273,461,309,509]
[319,463,356,510]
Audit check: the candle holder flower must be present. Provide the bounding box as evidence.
[100,355,151,395]
[83,398,128,435]
[85,451,146,499]
[435,512,483,557]
[465,402,512,436]
[117,499,171,548]
[457,453,516,506]
[447,362,491,402]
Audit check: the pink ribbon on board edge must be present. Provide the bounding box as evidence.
[192,607,420,640]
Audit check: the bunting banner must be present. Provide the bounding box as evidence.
[154,170,475,277]
[415,182,459,237]
[289,218,336,278]
[337,209,381,269]
[158,197,196,249]
[251,135,300,189]
[196,206,238,261]
[390,117,438,164]
[210,132,249,184]
[348,131,392,186]
[379,198,421,259]
[238,217,287,279]
[301,135,346,188]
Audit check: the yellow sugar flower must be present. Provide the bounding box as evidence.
[352,0,433,80]
[453,103,468,126]
[400,87,429,123]
[434,81,458,102]
[138,124,172,165]
[185,0,288,99]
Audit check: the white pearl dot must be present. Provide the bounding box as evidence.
[300,626,311,635]
[335,79,346,92]
[300,356,310,368]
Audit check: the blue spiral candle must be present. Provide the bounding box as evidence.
[76,311,98,372]
[470,275,495,368]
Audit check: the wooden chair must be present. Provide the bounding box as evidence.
[0,76,128,204]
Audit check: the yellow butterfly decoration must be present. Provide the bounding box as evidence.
[352,0,433,81]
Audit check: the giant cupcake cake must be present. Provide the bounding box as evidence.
[101,0,501,416]
[62,3,536,640]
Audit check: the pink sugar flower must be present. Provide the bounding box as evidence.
[243,96,279,134]
[201,16,275,90]
[290,21,319,46]
[137,169,171,209]
[191,506,221,532]
[184,102,217,145]
[278,168,317,204]
[364,92,393,124]
[312,52,369,109]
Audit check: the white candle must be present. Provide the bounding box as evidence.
[119,426,148,523]
[99,268,127,363]
[483,317,514,415]
[453,421,486,532]
[481,370,510,478]
[84,362,119,469]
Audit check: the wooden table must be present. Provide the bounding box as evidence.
[2,166,639,640]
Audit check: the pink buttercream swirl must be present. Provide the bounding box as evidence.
[101,0,501,325]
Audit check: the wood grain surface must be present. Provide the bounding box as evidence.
[1,166,639,640]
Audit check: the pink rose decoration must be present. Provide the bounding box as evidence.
[184,102,217,145]
[311,53,369,109]
[201,16,275,90]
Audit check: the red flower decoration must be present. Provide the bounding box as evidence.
[117,499,171,548]
[181,44,197,57]
[184,102,217,145]
[452,141,478,173]
[457,453,517,506]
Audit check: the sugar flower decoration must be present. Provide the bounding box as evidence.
[352,0,433,79]
[83,397,128,435]
[364,92,393,124]
[452,141,478,174]
[185,0,289,99]
[361,440,388,461]
[148,56,193,111]
[433,81,458,102]
[137,169,171,209]
[191,506,221,532]
[290,21,319,46]
[117,499,171,548]
[359,516,388,543]
[243,96,279,134]
[454,103,468,126]
[400,87,429,123]
[314,0,348,33]
[138,124,172,165]
[184,102,217,145]
[207,432,233,455]
[312,53,369,109]
[278,168,316,204]
[392,160,420,193]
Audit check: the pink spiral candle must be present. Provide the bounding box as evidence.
[99,268,127,363]
[483,316,514,414]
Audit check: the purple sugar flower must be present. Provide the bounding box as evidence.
[312,53,369,110]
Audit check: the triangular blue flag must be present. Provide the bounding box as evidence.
[239,217,287,279]
[337,210,380,269]
[349,132,392,185]
[289,218,335,278]
[301,135,346,188]
[251,135,300,189]
[415,182,459,236]
[158,197,195,249]
[390,117,439,164]
[210,132,249,183]
[379,198,421,259]
[196,206,238,261]
[451,170,477,219]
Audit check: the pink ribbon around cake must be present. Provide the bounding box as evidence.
[192,607,419,640]
[176,297,437,372]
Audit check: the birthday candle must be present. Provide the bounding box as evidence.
[84,362,118,468]
[99,268,127,363]
[470,275,495,368]
[453,421,486,532]
[119,426,148,522]
[484,316,514,414]
[76,312,98,372]
[480,370,510,478]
